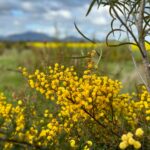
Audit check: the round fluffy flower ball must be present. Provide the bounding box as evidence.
[135,128,144,137]
[127,132,133,138]
[119,141,128,149]
[121,134,128,141]
[133,141,141,149]
[128,137,135,145]
[86,140,93,147]
[18,100,23,105]
[70,140,76,147]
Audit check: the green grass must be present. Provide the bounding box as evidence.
[0,49,25,94]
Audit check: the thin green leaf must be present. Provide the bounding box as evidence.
[86,0,97,16]
[74,22,96,43]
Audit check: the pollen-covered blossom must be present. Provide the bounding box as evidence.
[135,128,144,137]
[70,139,76,147]
[86,140,92,146]
[18,100,23,105]
[133,141,141,149]
[119,141,128,149]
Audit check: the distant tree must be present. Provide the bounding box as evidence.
[76,0,150,91]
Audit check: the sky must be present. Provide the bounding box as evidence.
[0,0,112,40]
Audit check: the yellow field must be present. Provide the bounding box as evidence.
[27,42,150,52]
[131,42,150,51]
[27,42,100,49]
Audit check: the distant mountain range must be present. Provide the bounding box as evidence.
[0,31,86,42]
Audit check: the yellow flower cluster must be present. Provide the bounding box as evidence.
[136,86,150,121]
[119,128,144,149]
[24,118,61,146]
[0,92,24,133]
[25,64,148,129]
[0,92,62,149]
[21,64,124,126]
[18,64,150,149]
[123,86,150,125]
[0,62,146,149]
[70,139,93,150]
[0,93,26,149]
[86,50,98,69]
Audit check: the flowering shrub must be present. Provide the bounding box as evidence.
[0,50,150,149]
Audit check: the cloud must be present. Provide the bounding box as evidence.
[59,10,72,19]
[52,0,90,8]
[91,17,107,25]
[13,20,21,26]
[0,0,113,40]
[44,9,72,20]
[21,1,33,11]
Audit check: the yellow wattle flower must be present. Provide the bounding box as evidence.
[133,141,141,149]
[128,137,135,145]
[126,132,133,138]
[135,128,144,137]
[86,140,93,146]
[70,139,76,147]
[18,100,23,105]
[121,134,128,141]
[119,141,128,149]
